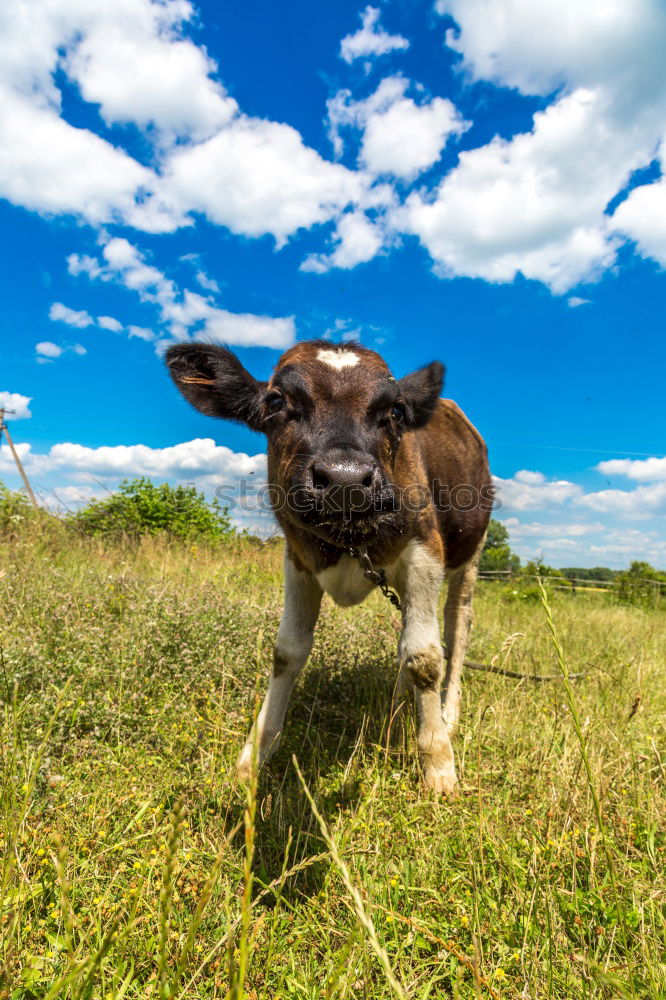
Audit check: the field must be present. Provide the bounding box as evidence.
[1,524,664,999]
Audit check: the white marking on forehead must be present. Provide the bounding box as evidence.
[316,348,360,370]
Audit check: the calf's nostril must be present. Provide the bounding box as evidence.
[361,472,373,488]
[312,466,331,490]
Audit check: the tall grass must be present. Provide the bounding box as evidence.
[0,522,664,998]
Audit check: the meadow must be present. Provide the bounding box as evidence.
[1,523,664,999]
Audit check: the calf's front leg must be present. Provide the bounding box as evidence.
[236,555,322,780]
[395,541,456,795]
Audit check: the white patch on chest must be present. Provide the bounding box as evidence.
[316,348,360,370]
[316,555,375,607]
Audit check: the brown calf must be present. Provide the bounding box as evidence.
[166,339,492,793]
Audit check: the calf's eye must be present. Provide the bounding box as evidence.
[266,394,284,414]
[391,404,405,422]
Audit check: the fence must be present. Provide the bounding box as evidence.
[477,569,666,604]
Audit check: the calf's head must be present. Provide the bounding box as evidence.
[166,340,444,544]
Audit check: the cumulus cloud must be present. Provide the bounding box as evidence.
[0,435,265,484]
[97,315,123,332]
[596,456,666,482]
[612,173,666,266]
[70,236,295,349]
[493,469,583,511]
[35,341,86,361]
[63,6,237,143]
[0,0,367,246]
[0,391,32,419]
[301,211,384,273]
[162,117,363,245]
[49,302,94,328]
[567,296,591,308]
[501,517,604,539]
[401,89,631,291]
[419,0,666,291]
[577,482,666,517]
[328,77,466,180]
[35,341,63,359]
[340,6,409,64]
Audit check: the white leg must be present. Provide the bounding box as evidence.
[442,539,483,734]
[392,540,454,794]
[236,554,322,780]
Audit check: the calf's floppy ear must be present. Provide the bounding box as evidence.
[166,343,266,431]
[398,361,445,428]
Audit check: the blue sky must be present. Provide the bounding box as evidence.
[1,0,665,567]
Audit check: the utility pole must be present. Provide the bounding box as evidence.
[0,407,37,506]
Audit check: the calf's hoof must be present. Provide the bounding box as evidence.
[422,761,457,797]
[235,749,253,783]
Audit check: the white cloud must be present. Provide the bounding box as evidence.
[401,88,633,292]
[35,341,63,359]
[494,469,583,511]
[362,96,464,179]
[436,0,666,100]
[194,270,220,294]
[577,482,666,517]
[49,301,94,328]
[163,116,364,245]
[567,296,591,308]
[71,237,296,349]
[0,86,164,229]
[0,391,32,419]
[301,211,384,273]
[67,254,103,279]
[596,456,666,482]
[416,0,666,291]
[35,340,88,362]
[340,6,409,64]
[328,77,466,180]
[97,315,123,332]
[63,6,237,143]
[612,173,666,266]
[203,310,295,349]
[501,517,604,538]
[128,325,156,342]
[0,435,265,483]
[0,0,364,247]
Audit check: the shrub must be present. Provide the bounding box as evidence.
[68,477,234,541]
[0,481,37,534]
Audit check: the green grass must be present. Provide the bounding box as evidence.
[1,525,664,999]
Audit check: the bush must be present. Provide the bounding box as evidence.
[68,477,234,541]
[0,481,38,534]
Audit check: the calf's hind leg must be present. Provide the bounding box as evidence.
[236,555,322,780]
[442,538,483,734]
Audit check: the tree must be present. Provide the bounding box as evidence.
[479,518,521,574]
[616,560,664,607]
[69,477,234,541]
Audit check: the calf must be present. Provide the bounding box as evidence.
[166,340,491,794]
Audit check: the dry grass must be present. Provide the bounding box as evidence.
[0,525,664,998]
